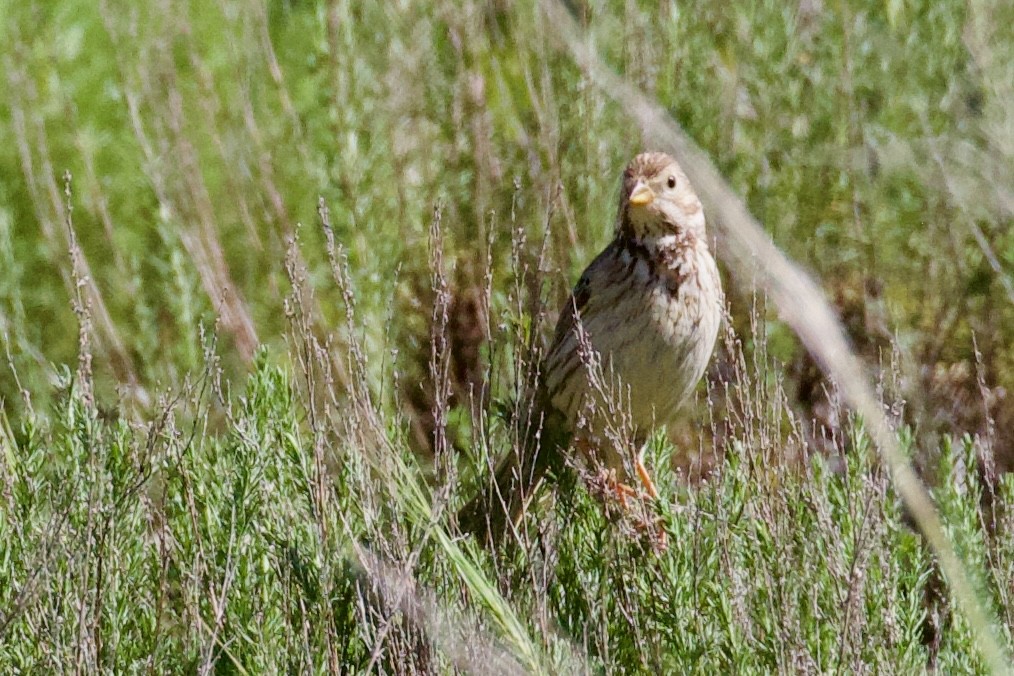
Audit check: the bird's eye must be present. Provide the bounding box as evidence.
[667,175,677,189]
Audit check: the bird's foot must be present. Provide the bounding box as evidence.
[589,468,646,508]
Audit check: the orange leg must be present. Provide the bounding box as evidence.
[597,463,657,507]
[578,435,659,503]
[634,459,667,550]
[596,469,638,507]
[589,462,667,549]
[635,457,659,499]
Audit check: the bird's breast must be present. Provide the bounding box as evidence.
[547,242,722,434]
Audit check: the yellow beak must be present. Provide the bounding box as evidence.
[628,181,655,207]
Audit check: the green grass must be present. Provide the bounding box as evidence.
[2,0,1011,412]
[2,353,1012,672]
[1,0,1013,671]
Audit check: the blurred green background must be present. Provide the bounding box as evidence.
[1,0,1011,449]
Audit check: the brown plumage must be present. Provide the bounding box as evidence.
[458,152,723,543]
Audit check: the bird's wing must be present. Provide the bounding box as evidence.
[455,246,621,543]
[547,241,621,356]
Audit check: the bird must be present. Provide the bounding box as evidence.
[458,151,723,543]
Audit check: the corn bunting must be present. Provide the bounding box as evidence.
[459,152,723,541]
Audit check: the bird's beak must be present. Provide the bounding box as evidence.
[628,180,655,207]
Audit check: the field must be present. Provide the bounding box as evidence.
[1,0,1013,672]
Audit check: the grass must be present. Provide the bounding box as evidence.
[1,0,1013,671]
[1,342,1012,671]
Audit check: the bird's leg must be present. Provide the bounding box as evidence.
[634,456,659,500]
[577,436,656,505]
[609,471,640,508]
[631,449,667,550]
[586,466,637,508]
[597,462,667,550]
[594,465,656,509]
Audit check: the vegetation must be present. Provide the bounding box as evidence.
[1,0,1012,671]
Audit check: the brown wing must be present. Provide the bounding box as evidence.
[548,239,627,355]
[456,249,606,543]
[549,270,592,354]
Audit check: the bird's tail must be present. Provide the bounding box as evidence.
[456,386,570,544]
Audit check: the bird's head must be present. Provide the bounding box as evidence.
[617,152,706,246]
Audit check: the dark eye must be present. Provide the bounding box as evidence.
[667,175,677,189]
